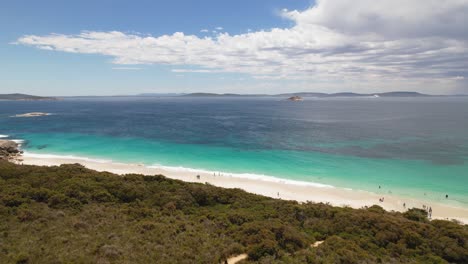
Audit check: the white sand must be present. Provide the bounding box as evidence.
[20,153,468,224]
[226,254,248,264]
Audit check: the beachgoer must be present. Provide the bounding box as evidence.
[277,192,279,197]
[446,194,448,199]
[196,175,200,180]
[379,185,381,189]
[403,203,406,208]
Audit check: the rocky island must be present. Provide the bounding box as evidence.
[287,96,303,101]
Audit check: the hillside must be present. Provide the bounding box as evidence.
[0,93,56,101]
[182,93,266,97]
[0,161,467,263]
[182,91,432,98]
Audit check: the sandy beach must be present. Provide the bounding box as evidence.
[21,152,468,224]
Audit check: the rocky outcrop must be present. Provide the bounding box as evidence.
[288,96,303,101]
[0,140,23,162]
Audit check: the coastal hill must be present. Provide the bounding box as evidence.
[0,160,466,263]
[181,92,265,97]
[0,93,56,101]
[181,91,433,98]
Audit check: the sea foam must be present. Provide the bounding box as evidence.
[22,152,112,164]
[148,164,335,188]
[22,151,334,189]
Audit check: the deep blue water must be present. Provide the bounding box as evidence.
[1,96,467,206]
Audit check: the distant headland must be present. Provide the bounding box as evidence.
[0,93,57,101]
[3,92,468,99]
[180,91,447,98]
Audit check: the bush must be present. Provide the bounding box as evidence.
[16,205,37,222]
[248,239,278,260]
[0,161,467,263]
[91,190,115,202]
[404,208,429,222]
[48,193,82,209]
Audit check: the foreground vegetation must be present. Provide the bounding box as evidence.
[0,161,467,263]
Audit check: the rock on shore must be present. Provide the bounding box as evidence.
[0,140,23,161]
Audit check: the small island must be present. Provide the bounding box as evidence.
[287,96,303,101]
[13,112,51,118]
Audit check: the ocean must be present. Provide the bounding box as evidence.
[1,96,467,207]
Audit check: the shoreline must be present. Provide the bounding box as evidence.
[20,151,468,224]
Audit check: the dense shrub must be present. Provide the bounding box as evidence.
[0,161,467,263]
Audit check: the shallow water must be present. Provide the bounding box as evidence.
[1,96,467,206]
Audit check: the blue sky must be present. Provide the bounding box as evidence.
[1,0,467,96]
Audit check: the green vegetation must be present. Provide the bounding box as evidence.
[0,161,467,263]
[0,93,56,100]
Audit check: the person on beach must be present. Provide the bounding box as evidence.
[429,207,432,218]
[403,203,406,208]
[196,175,200,180]
[277,192,280,197]
[446,194,448,199]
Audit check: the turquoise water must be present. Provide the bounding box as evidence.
[1,97,467,207]
[20,132,468,207]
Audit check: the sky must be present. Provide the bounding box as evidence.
[1,0,467,96]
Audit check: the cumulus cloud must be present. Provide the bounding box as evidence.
[15,0,468,93]
[282,0,468,39]
[112,67,142,70]
[171,69,217,73]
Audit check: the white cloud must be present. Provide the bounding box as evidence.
[171,69,217,73]
[200,29,209,33]
[215,27,224,31]
[282,0,468,39]
[112,67,142,70]
[16,0,468,93]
